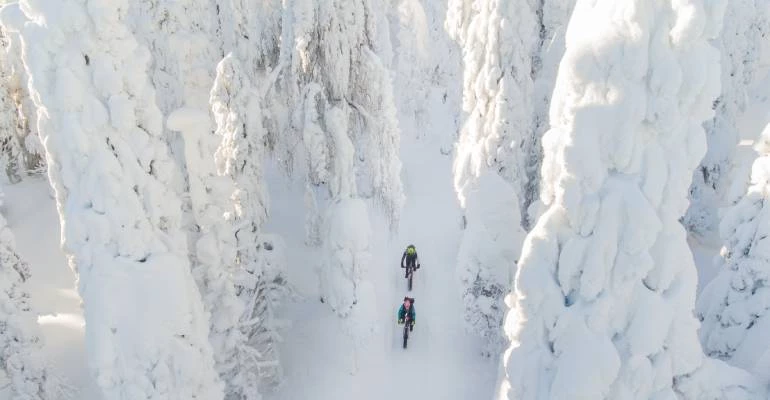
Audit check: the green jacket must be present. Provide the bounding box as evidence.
[398,304,415,322]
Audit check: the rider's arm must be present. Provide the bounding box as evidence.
[415,255,420,268]
[401,252,406,268]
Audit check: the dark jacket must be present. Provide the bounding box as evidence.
[401,251,420,269]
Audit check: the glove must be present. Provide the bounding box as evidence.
[416,264,420,269]
[398,318,404,324]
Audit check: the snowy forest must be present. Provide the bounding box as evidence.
[1,0,770,399]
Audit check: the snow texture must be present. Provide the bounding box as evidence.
[0,24,43,183]
[168,105,264,399]
[211,54,287,393]
[388,0,431,134]
[279,0,402,316]
[446,0,538,222]
[697,122,770,381]
[0,188,69,399]
[1,2,224,399]
[496,0,763,398]
[131,2,288,395]
[319,198,372,318]
[684,0,770,239]
[526,0,578,223]
[0,44,23,183]
[445,0,537,352]
[280,0,404,222]
[455,171,524,356]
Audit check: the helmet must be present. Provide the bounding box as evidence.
[403,296,414,304]
[406,244,416,255]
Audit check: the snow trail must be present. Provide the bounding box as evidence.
[268,87,496,400]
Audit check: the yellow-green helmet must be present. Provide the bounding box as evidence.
[406,245,416,255]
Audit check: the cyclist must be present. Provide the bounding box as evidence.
[397,297,416,332]
[401,244,420,278]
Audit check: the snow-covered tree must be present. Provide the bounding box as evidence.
[0,190,68,399]
[683,0,770,239]
[448,0,578,227]
[496,0,762,398]
[446,0,538,215]
[445,0,535,352]
[388,0,431,132]
[168,105,263,399]
[526,0,577,222]
[278,0,402,316]
[0,2,223,399]
[211,54,287,392]
[0,51,23,183]
[128,2,289,395]
[697,122,770,380]
[0,24,43,182]
[456,172,524,356]
[280,0,403,213]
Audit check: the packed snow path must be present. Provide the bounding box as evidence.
[268,88,497,400]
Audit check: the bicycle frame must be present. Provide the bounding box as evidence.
[405,265,414,291]
[402,315,412,348]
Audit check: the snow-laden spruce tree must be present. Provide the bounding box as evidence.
[0,190,69,399]
[211,54,287,393]
[160,7,259,398]
[129,2,288,395]
[446,0,538,218]
[496,0,763,398]
[448,0,579,228]
[281,0,404,216]
[0,2,223,399]
[167,105,264,399]
[455,171,525,356]
[526,0,577,222]
[389,0,431,132]
[0,25,42,182]
[697,122,770,379]
[683,0,770,238]
[0,50,22,184]
[279,0,401,316]
[445,0,534,353]
[125,0,221,116]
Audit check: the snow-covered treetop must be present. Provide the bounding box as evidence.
[498,0,737,398]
